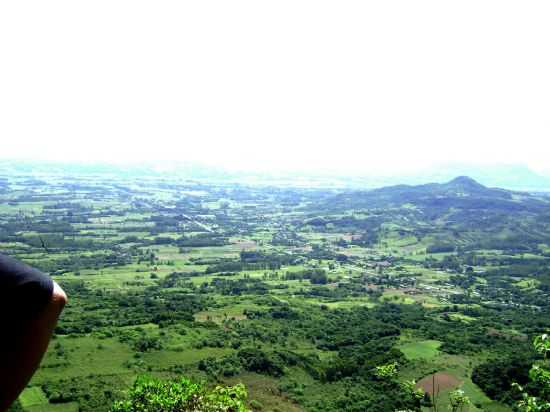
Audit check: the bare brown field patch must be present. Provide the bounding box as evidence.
[416,372,462,394]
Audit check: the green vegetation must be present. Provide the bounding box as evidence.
[111,376,250,412]
[513,334,550,411]
[2,170,550,411]
[19,388,48,409]
[398,340,441,360]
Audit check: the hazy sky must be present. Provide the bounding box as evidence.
[1,1,549,174]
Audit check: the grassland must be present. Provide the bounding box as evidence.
[398,339,441,360]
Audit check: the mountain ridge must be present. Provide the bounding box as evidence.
[327,176,548,214]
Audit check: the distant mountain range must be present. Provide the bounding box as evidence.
[328,175,550,213]
[370,176,514,200]
[388,164,550,192]
[1,159,550,191]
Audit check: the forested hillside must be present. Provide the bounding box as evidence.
[1,171,549,412]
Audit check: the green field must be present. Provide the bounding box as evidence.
[399,340,441,360]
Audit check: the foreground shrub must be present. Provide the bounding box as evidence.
[514,334,550,412]
[111,375,251,412]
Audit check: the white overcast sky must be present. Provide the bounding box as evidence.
[0,1,549,174]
